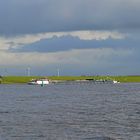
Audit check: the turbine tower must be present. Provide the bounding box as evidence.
[57,68,60,77]
[27,67,31,76]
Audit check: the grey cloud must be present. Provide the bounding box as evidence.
[9,35,139,53]
[0,0,140,36]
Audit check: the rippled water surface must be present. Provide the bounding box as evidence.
[0,83,140,140]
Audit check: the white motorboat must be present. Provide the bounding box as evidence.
[113,80,120,84]
[28,78,49,85]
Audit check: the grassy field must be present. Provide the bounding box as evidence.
[1,75,140,84]
[111,76,140,83]
[1,76,43,84]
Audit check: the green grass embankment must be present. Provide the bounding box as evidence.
[2,76,43,84]
[1,75,140,84]
[111,76,140,83]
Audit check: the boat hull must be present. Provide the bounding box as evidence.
[28,79,49,85]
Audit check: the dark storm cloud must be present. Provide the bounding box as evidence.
[9,35,139,53]
[0,0,140,36]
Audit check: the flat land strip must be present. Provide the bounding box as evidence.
[1,76,140,84]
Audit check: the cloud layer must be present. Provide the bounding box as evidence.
[0,0,140,36]
[0,47,134,75]
[9,35,131,53]
[0,0,140,75]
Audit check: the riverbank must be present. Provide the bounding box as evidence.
[1,75,140,84]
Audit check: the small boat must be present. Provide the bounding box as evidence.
[113,80,120,84]
[28,78,49,85]
[86,78,120,84]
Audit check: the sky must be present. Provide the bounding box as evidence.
[0,0,140,76]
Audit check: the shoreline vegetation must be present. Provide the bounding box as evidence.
[1,75,140,84]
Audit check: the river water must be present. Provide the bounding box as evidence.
[0,83,140,140]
